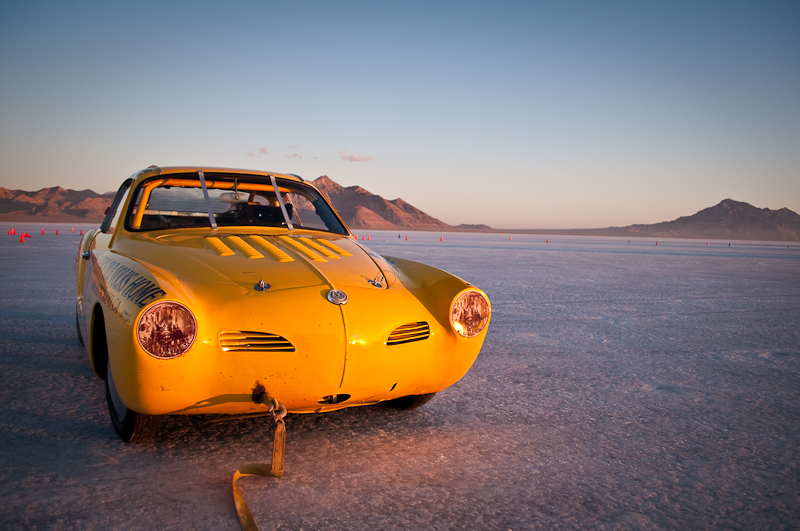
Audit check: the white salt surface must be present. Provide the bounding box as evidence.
[1,224,798,530]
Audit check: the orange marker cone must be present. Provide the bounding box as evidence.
[361,235,364,240]
[367,234,370,241]
[405,236,408,241]
[19,233,26,242]
[546,238,549,243]
[56,229,59,235]
[510,236,512,241]
[440,236,443,242]
[80,229,83,235]
[12,228,16,235]
[42,228,45,235]
[71,227,75,233]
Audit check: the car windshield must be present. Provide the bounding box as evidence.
[125,172,348,234]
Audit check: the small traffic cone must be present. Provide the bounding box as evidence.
[367,235,370,241]
[655,241,658,245]
[510,236,512,241]
[405,236,408,241]
[42,228,45,235]
[440,236,443,242]
[71,227,75,233]
[80,229,83,235]
[546,238,549,243]
[12,228,16,235]
[56,229,59,235]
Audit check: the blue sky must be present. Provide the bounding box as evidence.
[1,1,798,229]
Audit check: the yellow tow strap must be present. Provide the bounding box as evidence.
[233,397,287,531]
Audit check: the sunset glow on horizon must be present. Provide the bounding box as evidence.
[1,1,797,229]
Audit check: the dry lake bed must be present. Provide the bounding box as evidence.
[1,224,798,530]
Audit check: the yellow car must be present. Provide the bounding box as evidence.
[76,166,491,441]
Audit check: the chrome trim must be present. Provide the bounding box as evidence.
[387,322,430,346]
[270,174,294,231]
[327,289,348,305]
[197,170,218,230]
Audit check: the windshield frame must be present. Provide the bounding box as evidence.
[123,172,349,235]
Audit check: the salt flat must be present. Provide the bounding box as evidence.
[1,224,798,530]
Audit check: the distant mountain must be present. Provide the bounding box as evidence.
[504,199,800,241]
[613,199,800,241]
[0,186,114,222]
[312,176,451,231]
[2,183,796,242]
[0,178,453,231]
[453,223,494,232]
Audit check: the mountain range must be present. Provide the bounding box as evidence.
[0,186,115,222]
[311,176,451,231]
[1,181,798,241]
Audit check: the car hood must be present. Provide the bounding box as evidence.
[112,231,390,293]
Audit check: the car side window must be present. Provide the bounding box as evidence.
[100,180,133,234]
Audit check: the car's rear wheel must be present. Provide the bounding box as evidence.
[382,392,436,410]
[105,364,162,442]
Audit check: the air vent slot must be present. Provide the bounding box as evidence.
[386,322,430,346]
[219,331,295,352]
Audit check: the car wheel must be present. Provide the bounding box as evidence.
[382,392,436,410]
[76,309,84,345]
[105,361,162,442]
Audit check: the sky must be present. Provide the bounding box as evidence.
[1,1,798,229]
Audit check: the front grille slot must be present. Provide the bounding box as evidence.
[219,330,295,352]
[386,322,430,346]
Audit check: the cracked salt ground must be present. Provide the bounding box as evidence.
[1,224,799,529]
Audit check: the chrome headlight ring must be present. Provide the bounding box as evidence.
[449,288,491,338]
[136,301,197,359]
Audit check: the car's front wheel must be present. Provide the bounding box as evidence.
[76,304,83,345]
[105,363,162,442]
[382,393,436,410]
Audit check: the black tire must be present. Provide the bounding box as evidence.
[76,305,84,345]
[382,392,436,410]
[105,365,162,442]
[95,310,161,442]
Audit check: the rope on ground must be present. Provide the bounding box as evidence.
[232,396,287,531]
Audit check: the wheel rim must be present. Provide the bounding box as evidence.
[107,365,128,422]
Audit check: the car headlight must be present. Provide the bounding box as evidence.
[137,301,197,359]
[450,288,491,338]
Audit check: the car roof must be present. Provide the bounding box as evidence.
[130,166,305,185]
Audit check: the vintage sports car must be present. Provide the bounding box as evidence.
[76,166,491,442]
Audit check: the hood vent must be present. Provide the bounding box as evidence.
[386,322,430,346]
[219,330,295,352]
